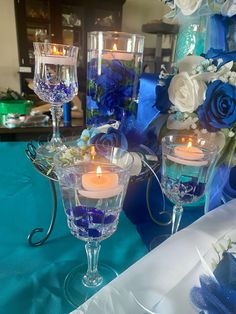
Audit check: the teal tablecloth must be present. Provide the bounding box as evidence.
[0,142,148,314]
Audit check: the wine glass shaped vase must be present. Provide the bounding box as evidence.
[161,134,217,235]
[54,145,133,307]
[33,42,78,148]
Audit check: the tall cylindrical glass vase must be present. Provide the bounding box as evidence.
[86,31,144,127]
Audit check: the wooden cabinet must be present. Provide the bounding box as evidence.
[14,0,125,95]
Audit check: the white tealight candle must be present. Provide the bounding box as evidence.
[38,46,75,65]
[102,51,133,61]
[79,166,123,199]
[39,56,75,65]
[175,144,204,160]
[102,44,133,61]
[167,142,208,166]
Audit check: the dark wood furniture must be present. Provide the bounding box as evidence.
[14,0,126,95]
[142,22,179,73]
[0,118,83,141]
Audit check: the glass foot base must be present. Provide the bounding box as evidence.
[64,263,118,308]
[149,234,170,251]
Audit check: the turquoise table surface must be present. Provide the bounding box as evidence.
[0,142,148,314]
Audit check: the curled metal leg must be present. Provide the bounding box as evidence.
[28,179,57,247]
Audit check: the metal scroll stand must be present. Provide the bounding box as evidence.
[25,142,172,247]
[25,142,58,247]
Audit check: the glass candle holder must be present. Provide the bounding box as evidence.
[86,31,144,127]
[33,42,78,147]
[54,145,133,307]
[161,134,217,234]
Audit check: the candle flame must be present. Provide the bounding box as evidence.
[53,46,58,54]
[112,43,118,51]
[187,141,192,149]
[52,46,62,55]
[96,166,102,177]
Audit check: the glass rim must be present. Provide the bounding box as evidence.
[87,31,145,40]
[33,42,79,50]
[54,145,134,173]
[161,134,218,154]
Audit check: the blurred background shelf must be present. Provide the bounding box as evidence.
[15,0,126,97]
[0,118,83,141]
[142,21,179,73]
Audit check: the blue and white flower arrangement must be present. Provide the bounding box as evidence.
[155,50,236,166]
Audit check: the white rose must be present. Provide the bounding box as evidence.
[175,0,202,15]
[168,72,207,113]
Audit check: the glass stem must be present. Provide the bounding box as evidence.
[82,241,103,287]
[50,105,63,144]
[171,204,183,235]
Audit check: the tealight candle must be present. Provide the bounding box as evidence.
[79,166,123,199]
[102,44,133,61]
[167,142,208,166]
[38,46,75,65]
[175,142,204,160]
[39,55,75,65]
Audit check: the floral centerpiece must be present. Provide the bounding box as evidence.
[155,51,236,166]
[150,49,236,211]
[151,1,236,211]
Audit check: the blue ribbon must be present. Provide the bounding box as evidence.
[206,165,236,212]
[191,252,236,314]
[206,14,229,52]
[223,166,236,202]
[137,73,160,132]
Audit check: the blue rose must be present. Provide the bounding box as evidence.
[198,80,236,131]
[90,127,128,154]
[88,59,137,117]
[202,48,236,65]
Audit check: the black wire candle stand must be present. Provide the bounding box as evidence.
[25,142,58,247]
[25,141,170,247]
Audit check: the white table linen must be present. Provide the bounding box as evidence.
[71,199,236,314]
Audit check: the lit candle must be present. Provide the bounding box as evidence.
[79,166,123,199]
[167,142,208,166]
[102,43,133,61]
[52,46,63,56]
[38,45,75,65]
